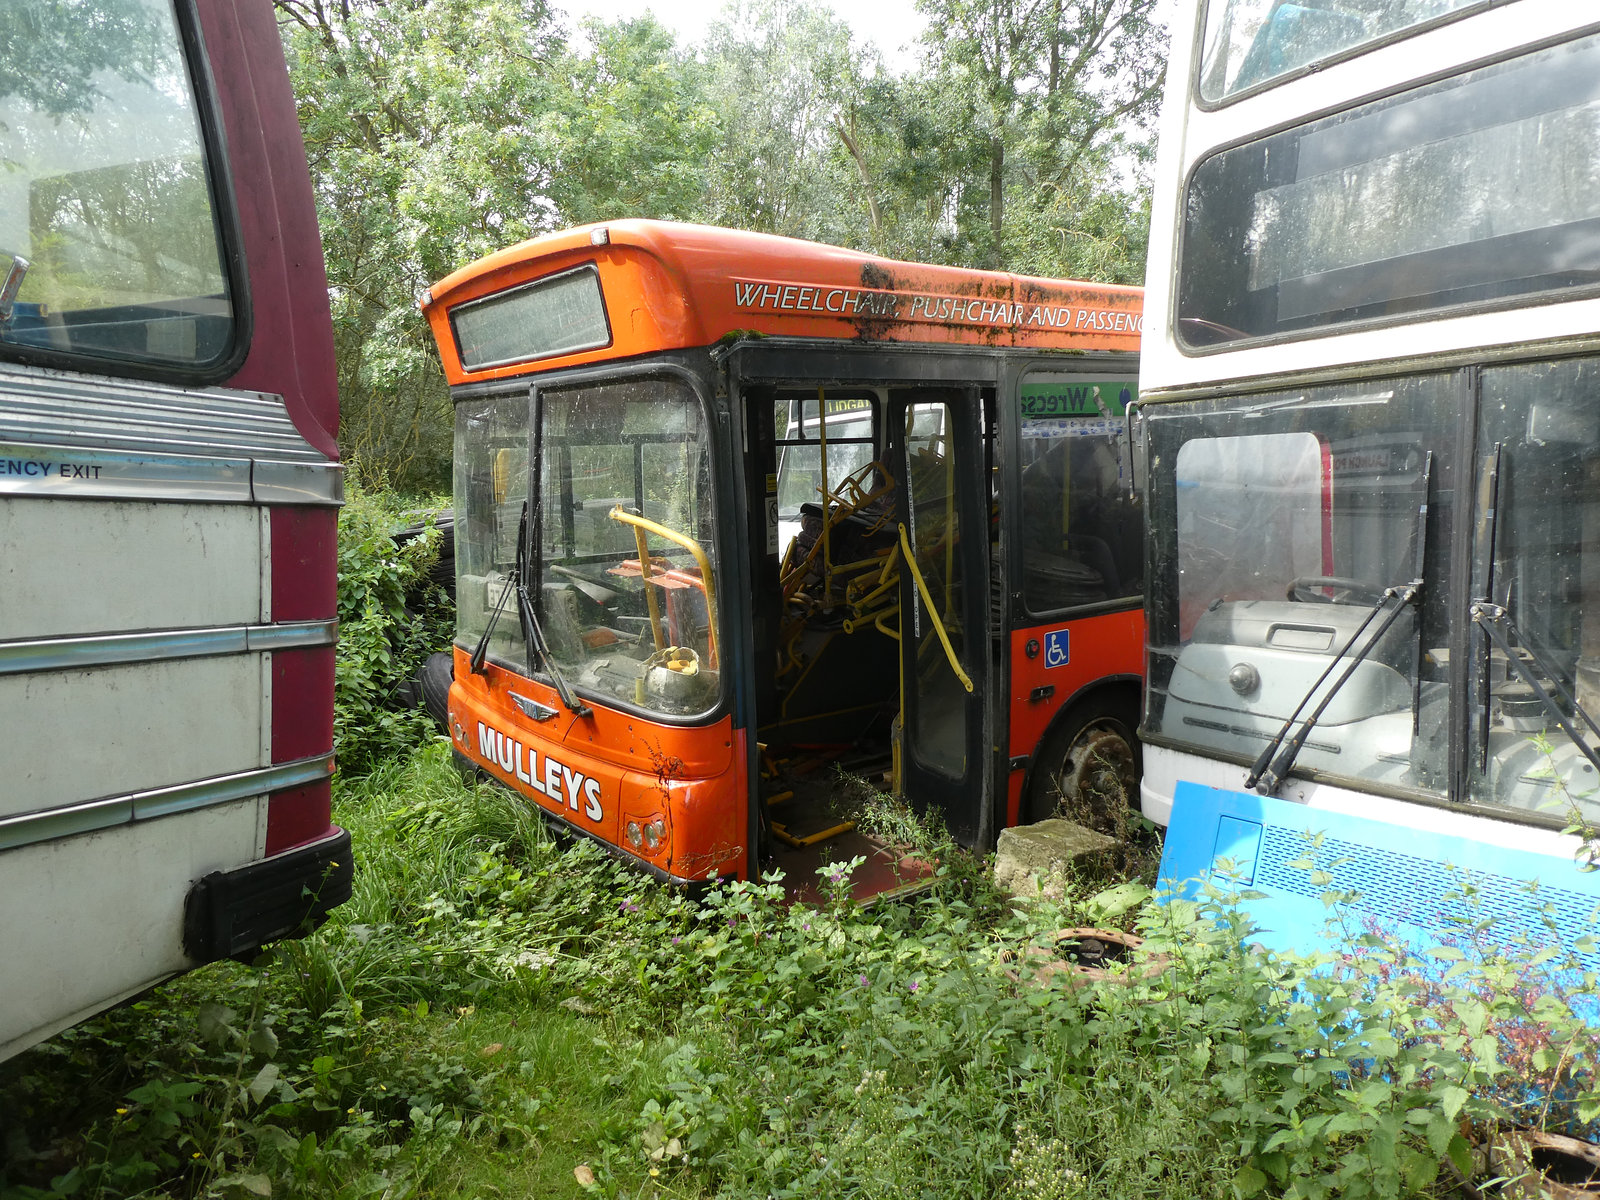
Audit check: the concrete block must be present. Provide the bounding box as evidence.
[993,818,1119,901]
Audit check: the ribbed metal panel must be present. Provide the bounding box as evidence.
[0,363,326,462]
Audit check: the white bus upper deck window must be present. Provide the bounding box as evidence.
[1182,31,1600,347]
[1200,0,1488,102]
[0,0,234,371]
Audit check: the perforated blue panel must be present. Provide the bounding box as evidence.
[1160,782,1600,977]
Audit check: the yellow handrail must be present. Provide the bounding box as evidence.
[608,506,719,666]
[896,522,973,694]
[628,523,666,652]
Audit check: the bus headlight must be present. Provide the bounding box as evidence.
[1229,663,1261,697]
[643,819,664,850]
[626,820,643,848]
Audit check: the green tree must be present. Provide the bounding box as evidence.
[276,0,730,489]
[915,0,1164,276]
[276,0,565,489]
[544,17,719,226]
[701,0,884,248]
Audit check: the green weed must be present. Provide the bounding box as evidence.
[5,743,1600,1199]
[333,485,453,773]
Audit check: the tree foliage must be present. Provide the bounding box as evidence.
[274,0,1165,489]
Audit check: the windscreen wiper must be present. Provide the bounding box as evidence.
[467,502,591,718]
[1247,452,1432,795]
[468,562,518,676]
[514,500,591,718]
[1247,580,1423,795]
[1470,602,1600,778]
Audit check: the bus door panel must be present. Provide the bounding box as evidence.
[893,390,990,845]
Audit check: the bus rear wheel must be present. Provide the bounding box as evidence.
[1025,699,1141,837]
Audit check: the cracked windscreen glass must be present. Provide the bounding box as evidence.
[534,377,720,719]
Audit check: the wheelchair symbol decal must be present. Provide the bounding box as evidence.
[1043,629,1070,669]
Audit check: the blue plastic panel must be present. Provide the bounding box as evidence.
[1159,781,1600,971]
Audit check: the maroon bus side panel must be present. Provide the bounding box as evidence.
[197,0,340,455]
[198,0,342,854]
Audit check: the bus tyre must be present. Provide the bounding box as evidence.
[419,651,453,732]
[1025,698,1141,836]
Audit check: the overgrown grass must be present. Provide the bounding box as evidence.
[4,741,1600,1199]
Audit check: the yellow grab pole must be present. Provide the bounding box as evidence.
[609,506,720,665]
[897,522,973,693]
[629,522,666,651]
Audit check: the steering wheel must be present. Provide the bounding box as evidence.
[1286,575,1386,605]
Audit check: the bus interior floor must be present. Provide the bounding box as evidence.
[760,751,938,904]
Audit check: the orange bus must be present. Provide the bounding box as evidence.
[421,221,1143,900]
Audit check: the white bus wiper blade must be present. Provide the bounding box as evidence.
[1472,602,1600,778]
[1249,451,1433,795]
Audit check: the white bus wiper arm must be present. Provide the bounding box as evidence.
[1249,452,1433,794]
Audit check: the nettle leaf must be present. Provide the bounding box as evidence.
[1234,1163,1267,1197]
[246,1063,281,1107]
[1402,1149,1439,1192]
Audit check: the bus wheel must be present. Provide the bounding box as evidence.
[1026,699,1141,836]
[419,651,453,731]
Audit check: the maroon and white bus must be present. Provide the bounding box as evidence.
[0,0,348,1060]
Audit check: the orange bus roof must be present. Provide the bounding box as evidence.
[423,219,1143,386]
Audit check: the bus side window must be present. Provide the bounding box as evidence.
[1017,378,1142,612]
[2,0,237,373]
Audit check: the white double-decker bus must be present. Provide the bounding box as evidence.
[1141,2,1600,955]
